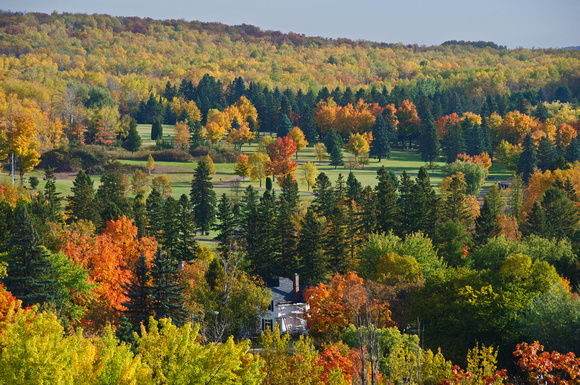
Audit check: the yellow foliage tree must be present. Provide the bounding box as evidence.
[204,154,216,176]
[151,175,172,198]
[299,162,318,191]
[288,127,308,159]
[173,120,190,151]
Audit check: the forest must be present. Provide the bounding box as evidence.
[1,10,580,384]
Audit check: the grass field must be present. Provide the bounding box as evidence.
[4,123,511,249]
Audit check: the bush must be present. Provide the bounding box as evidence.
[39,148,80,172]
[152,149,194,162]
[72,145,110,174]
[190,146,240,163]
[442,160,487,195]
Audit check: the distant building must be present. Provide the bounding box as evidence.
[259,273,308,335]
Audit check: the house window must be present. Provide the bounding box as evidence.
[268,300,274,312]
[262,319,273,331]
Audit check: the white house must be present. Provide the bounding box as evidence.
[259,273,308,335]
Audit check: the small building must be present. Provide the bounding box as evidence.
[259,273,308,335]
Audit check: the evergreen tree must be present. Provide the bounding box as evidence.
[132,193,147,239]
[42,167,62,222]
[407,167,438,237]
[397,171,415,236]
[296,208,327,285]
[3,205,57,308]
[298,107,318,144]
[65,170,97,224]
[312,172,337,218]
[279,174,300,211]
[533,102,549,122]
[164,102,176,125]
[238,186,260,264]
[190,161,216,235]
[357,186,377,236]
[444,122,466,163]
[160,197,179,257]
[473,200,500,247]
[323,205,349,273]
[520,201,548,238]
[97,162,128,213]
[146,188,164,240]
[370,114,390,161]
[213,194,237,259]
[325,129,344,169]
[253,191,280,279]
[419,111,440,168]
[150,247,187,326]
[101,201,123,225]
[517,132,537,183]
[122,253,152,331]
[375,166,398,233]
[542,187,580,242]
[345,172,362,203]
[151,119,163,141]
[537,136,557,171]
[122,123,142,153]
[467,124,485,156]
[190,119,204,150]
[566,137,580,163]
[0,201,14,253]
[277,199,298,275]
[174,194,198,263]
[277,114,293,138]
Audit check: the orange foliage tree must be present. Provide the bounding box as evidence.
[514,341,580,384]
[396,100,421,147]
[314,98,383,135]
[266,136,298,185]
[303,272,391,343]
[60,216,157,328]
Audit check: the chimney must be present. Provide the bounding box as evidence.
[293,273,299,299]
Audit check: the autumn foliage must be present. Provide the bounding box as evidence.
[60,216,157,327]
[513,341,580,384]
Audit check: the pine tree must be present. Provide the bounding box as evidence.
[3,205,57,308]
[566,137,580,163]
[122,123,142,153]
[517,132,537,183]
[145,188,164,240]
[277,199,298,276]
[298,107,318,144]
[444,122,466,163]
[419,111,440,168]
[65,170,97,224]
[253,191,280,279]
[0,201,14,253]
[161,197,179,257]
[325,129,344,169]
[174,194,198,263]
[405,167,438,237]
[375,167,398,233]
[542,187,580,242]
[397,171,415,236]
[323,205,349,273]
[150,247,187,326]
[190,161,216,235]
[132,193,147,238]
[277,114,293,138]
[97,162,128,213]
[520,201,548,238]
[357,186,377,236]
[345,172,362,203]
[151,119,163,141]
[296,208,327,285]
[370,114,390,161]
[238,185,260,260]
[537,136,557,171]
[213,194,237,259]
[43,167,62,222]
[472,200,500,247]
[467,124,485,156]
[312,172,337,218]
[122,253,152,331]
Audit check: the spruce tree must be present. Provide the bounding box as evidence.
[151,119,163,141]
[3,205,57,308]
[238,186,260,261]
[253,191,280,279]
[520,201,548,238]
[419,111,440,168]
[517,132,537,183]
[407,167,438,237]
[43,167,62,221]
[542,187,580,242]
[375,167,398,233]
[397,171,415,236]
[277,199,298,276]
[298,107,318,144]
[132,193,147,239]
[277,114,293,138]
[312,172,337,218]
[146,188,164,240]
[174,194,198,263]
[296,208,327,285]
[537,136,557,171]
[66,170,97,224]
[444,122,466,163]
[357,186,377,236]
[345,172,362,203]
[190,161,216,235]
[326,129,344,169]
[0,201,14,253]
[473,200,500,247]
[323,205,349,273]
[97,162,128,213]
[160,197,179,257]
[370,114,390,161]
[122,123,142,153]
[150,247,187,326]
[566,137,580,163]
[122,253,152,331]
[213,194,237,259]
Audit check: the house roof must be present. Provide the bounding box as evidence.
[266,277,307,303]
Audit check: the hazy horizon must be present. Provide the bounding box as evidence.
[3,0,580,49]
